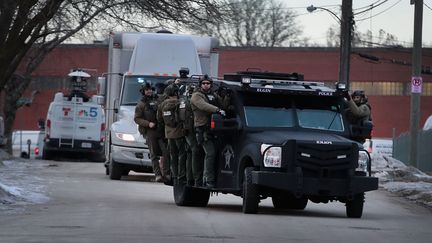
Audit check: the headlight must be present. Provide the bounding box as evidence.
[357,150,370,173]
[261,144,282,168]
[115,132,135,142]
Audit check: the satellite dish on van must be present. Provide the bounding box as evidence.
[68,70,91,78]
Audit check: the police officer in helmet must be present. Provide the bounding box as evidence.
[157,85,187,185]
[345,90,371,123]
[345,90,373,143]
[190,75,226,188]
[179,67,189,79]
[134,83,170,182]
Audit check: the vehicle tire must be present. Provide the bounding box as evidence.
[272,194,308,210]
[242,167,259,214]
[122,169,130,176]
[92,152,106,162]
[42,149,52,160]
[346,193,364,218]
[174,183,210,207]
[21,152,29,159]
[142,166,154,173]
[109,160,122,180]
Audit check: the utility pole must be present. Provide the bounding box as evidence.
[339,0,353,90]
[409,0,423,167]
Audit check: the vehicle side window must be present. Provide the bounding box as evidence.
[244,106,295,127]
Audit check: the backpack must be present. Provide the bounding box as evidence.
[178,97,194,131]
[162,99,179,127]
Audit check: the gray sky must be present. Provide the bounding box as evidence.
[280,0,432,47]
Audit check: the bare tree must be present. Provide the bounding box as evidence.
[326,26,340,47]
[188,0,301,47]
[352,29,401,47]
[325,25,402,48]
[0,0,221,153]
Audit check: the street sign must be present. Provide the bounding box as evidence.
[411,76,423,93]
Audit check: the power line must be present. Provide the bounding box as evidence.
[356,0,403,22]
[425,2,432,11]
[354,0,389,15]
[353,0,385,11]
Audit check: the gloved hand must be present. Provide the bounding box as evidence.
[218,109,226,117]
[344,91,351,101]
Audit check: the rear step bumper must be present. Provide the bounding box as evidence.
[44,138,104,153]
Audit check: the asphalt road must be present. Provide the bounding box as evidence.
[1,160,432,243]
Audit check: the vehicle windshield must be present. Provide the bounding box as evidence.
[242,93,344,131]
[297,109,343,131]
[121,76,172,105]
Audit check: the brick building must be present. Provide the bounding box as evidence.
[11,44,432,138]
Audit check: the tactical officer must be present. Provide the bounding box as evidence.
[177,67,190,95]
[190,75,226,188]
[157,85,187,185]
[179,83,204,186]
[179,67,189,79]
[345,90,373,143]
[134,83,170,182]
[345,90,372,124]
[176,67,199,186]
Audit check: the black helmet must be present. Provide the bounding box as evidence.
[352,90,365,98]
[139,82,153,95]
[164,84,179,97]
[179,67,190,78]
[199,74,213,85]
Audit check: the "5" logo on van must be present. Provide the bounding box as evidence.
[89,107,98,117]
[78,107,98,117]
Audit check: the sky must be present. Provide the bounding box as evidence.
[280,0,432,47]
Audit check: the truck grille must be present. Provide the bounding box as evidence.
[295,142,356,178]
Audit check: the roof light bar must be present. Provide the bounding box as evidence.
[241,77,251,84]
[250,78,325,87]
[336,82,347,90]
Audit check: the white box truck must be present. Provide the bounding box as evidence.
[99,31,219,179]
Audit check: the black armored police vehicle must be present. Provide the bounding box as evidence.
[173,71,378,218]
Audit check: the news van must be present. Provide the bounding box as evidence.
[43,71,106,161]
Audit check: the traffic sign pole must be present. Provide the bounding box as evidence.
[409,0,423,168]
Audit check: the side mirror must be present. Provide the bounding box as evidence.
[92,95,105,106]
[113,98,119,113]
[97,77,106,96]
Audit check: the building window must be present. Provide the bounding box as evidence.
[349,81,432,96]
[423,82,432,96]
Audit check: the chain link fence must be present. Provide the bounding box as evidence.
[393,130,432,172]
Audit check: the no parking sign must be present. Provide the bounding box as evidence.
[411,76,423,93]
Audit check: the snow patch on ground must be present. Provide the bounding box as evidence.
[372,154,432,208]
[0,153,49,213]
